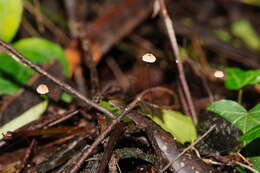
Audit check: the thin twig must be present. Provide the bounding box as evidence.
[0,40,116,119]
[158,0,198,124]
[16,139,37,173]
[235,161,259,173]
[69,87,157,173]
[46,110,79,128]
[159,125,216,173]
[177,82,189,116]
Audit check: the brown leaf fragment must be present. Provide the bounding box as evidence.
[64,40,82,77]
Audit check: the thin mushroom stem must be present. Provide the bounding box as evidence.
[0,40,116,119]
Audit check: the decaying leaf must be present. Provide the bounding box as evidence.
[0,100,48,139]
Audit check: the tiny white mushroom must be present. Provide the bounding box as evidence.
[36,84,49,94]
[161,145,168,151]
[180,162,185,167]
[142,53,156,63]
[214,70,224,78]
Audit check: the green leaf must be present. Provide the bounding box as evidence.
[212,29,231,42]
[0,100,48,139]
[14,38,69,76]
[248,156,260,172]
[0,53,33,95]
[207,100,260,134]
[0,38,69,95]
[145,109,197,144]
[100,101,121,115]
[241,0,260,8]
[0,0,23,42]
[239,124,260,141]
[231,19,260,50]
[60,92,73,103]
[225,67,260,90]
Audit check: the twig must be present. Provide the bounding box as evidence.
[235,161,259,173]
[46,110,79,128]
[159,125,216,173]
[0,40,116,119]
[177,82,189,116]
[69,87,157,173]
[16,139,37,173]
[158,0,198,124]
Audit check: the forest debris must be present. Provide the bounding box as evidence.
[97,123,125,173]
[110,101,217,172]
[84,0,152,63]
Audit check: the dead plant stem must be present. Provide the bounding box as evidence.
[159,0,198,124]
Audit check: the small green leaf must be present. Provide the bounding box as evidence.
[60,92,73,103]
[212,29,231,42]
[239,124,260,141]
[231,19,260,50]
[0,100,48,139]
[0,0,23,42]
[225,67,260,90]
[0,38,69,95]
[242,0,260,7]
[248,156,260,172]
[207,99,260,134]
[145,109,197,144]
[100,101,121,115]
